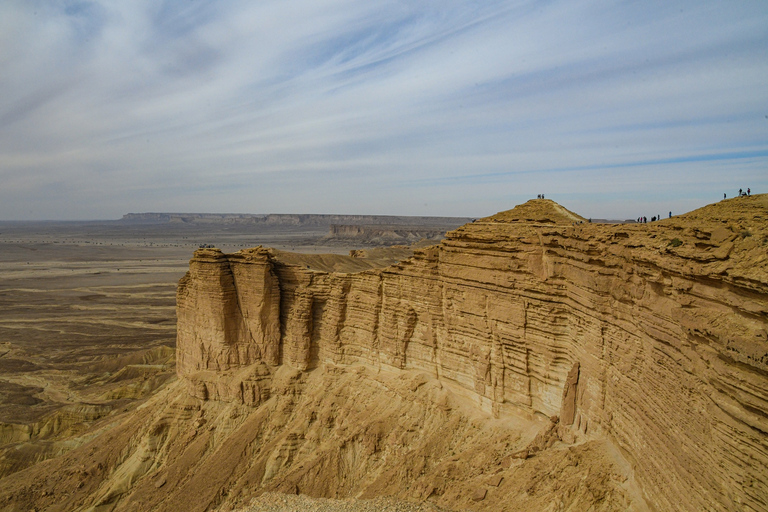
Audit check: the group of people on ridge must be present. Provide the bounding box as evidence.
[636,212,671,223]
[726,188,752,199]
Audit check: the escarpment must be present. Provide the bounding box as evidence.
[325,223,454,244]
[177,196,768,512]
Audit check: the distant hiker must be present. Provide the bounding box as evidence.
[669,211,672,218]
[651,216,656,222]
[748,188,751,195]
[537,194,541,199]
[724,193,726,199]
[643,216,647,223]
[542,194,545,199]
[739,188,743,196]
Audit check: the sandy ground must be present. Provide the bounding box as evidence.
[236,493,461,511]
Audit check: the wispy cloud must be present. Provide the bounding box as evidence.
[1,0,766,220]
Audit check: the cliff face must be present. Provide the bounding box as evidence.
[177,196,768,512]
[325,224,459,244]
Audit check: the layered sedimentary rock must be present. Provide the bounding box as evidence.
[177,196,768,512]
[326,224,457,244]
[177,248,281,405]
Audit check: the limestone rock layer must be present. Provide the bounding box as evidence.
[177,196,768,512]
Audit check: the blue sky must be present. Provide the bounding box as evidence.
[1,0,766,220]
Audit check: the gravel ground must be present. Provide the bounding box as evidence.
[233,493,466,512]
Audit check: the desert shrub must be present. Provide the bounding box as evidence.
[668,238,683,247]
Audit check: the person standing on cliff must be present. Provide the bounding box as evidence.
[748,188,751,195]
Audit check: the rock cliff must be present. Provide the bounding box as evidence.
[177,196,768,512]
[325,224,459,245]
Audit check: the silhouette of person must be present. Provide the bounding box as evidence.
[739,188,743,196]
[724,193,726,199]
[669,211,671,218]
[748,188,751,195]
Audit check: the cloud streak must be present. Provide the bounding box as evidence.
[1,0,766,220]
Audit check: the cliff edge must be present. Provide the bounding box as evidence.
[0,197,764,512]
[176,196,768,511]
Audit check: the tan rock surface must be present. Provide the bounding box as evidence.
[0,196,765,512]
[174,195,768,511]
[0,366,639,512]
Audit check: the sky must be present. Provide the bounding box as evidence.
[1,0,767,221]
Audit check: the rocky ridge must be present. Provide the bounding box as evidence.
[177,196,768,511]
[0,197,765,512]
[324,225,457,245]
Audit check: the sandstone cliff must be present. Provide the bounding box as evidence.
[175,196,768,512]
[1,197,764,512]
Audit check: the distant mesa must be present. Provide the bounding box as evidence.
[120,212,473,228]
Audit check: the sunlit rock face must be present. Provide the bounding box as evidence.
[177,247,281,404]
[177,196,768,512]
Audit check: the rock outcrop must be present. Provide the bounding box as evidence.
[325,224,456,244]
[177,196,768,512]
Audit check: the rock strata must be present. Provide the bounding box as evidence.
[177,196,768,512]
